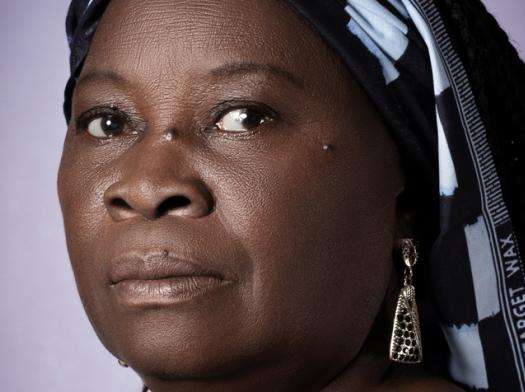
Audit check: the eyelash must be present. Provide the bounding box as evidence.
[75,105,133,137]
[207,100,279,136]
[74,101,279,140]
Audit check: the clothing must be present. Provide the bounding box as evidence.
[63,0,525,391]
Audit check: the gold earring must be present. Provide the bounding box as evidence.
[389,238,423,363]
[118,358,129,368]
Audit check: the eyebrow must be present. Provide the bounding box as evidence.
[75,62,305,91]
[210,61,305,90]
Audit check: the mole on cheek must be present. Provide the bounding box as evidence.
[164,130,174,141]
[322,143,335,152]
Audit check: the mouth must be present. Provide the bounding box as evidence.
[108,250,233,307]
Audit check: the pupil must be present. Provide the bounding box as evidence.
[101,115,122,134]
[240,109,264,128]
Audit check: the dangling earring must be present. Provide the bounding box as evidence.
[118,358,129,368]
[389,238,423,363]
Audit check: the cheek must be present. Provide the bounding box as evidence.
[215,128,398,356]
[57,140,116,322]
[58,130,126,252]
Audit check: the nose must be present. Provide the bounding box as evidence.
[104,178,214,221]
[103,146,214,221]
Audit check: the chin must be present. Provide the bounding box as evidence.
[109,318,271,380]
[86,292,273,380]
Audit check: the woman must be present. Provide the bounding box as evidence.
[57,0,525,391]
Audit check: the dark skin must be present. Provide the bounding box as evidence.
[57,0,463,391]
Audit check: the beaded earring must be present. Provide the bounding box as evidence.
[389,238,423,363]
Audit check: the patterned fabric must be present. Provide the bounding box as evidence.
[63,0,525,390]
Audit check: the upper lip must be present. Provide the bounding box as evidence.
[108,251,227,285]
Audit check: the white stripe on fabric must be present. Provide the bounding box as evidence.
[442,323,489,390]
[436,108,458,196]
[347,0,409,37]
[464,215,501,320]
[346,20,401,83]
[399,0,450,95]
[345,0,409,84]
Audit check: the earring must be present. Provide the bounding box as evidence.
[389,238,423,364]
[118,358,129,368]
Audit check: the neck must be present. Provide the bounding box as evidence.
[319,271,399,392]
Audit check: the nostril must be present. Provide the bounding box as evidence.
[106,197,137,220]
[158,195,191,216]
[111,198,133,210]
[104,180,212,221]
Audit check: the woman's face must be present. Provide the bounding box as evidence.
[57,0,403,386]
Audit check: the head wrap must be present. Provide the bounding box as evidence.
[63,0,525,391]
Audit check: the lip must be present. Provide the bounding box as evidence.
[108,250,233,307]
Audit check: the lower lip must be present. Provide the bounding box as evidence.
[110,276,230,307]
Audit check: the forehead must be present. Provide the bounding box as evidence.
[82,0,346,91]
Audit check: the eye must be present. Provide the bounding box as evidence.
[85,113,127,139]
[214,107,275,133]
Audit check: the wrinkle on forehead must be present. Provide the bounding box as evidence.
[83,0,347,93]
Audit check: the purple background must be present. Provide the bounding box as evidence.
[0,1,523,391]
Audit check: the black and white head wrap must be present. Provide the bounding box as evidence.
[63,1,525,391]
